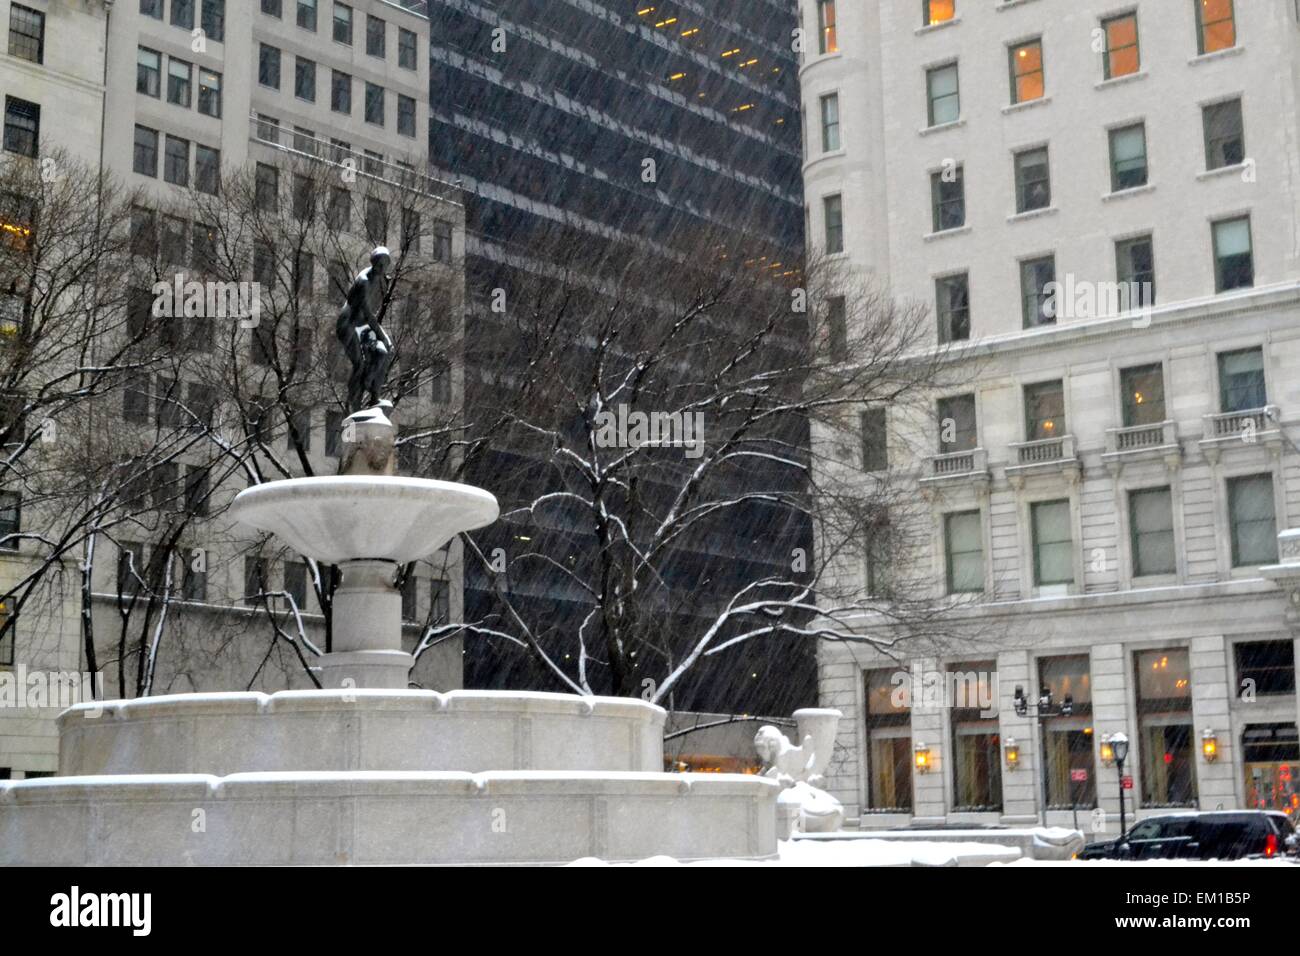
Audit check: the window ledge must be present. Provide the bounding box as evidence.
[1102,183,1155,203]
[1197,162,1252,182]
[1002,95,1051,116]
[1189,46,1245,66]
[1007,205,1058,224]
[916,17,962,36]
[924,224,972,243]
[919,118,965,137]
[996,0,1043,11]
[1095,70,1147,91]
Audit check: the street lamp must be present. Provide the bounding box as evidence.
[1004,737,1020,771]
[1201,728,1219,762]
[1111,732,1130,841]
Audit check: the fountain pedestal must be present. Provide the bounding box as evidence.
[321,558,408,689]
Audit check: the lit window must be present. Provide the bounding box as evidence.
[1212,216,1253,292]
[1024,380,1064,441]
[1102,12,1139,79]
[1031,499,1073,587]
[923,0,954,27]
[1120,363,1165,427]
[1108,123,1147,191]
[944,510,983,594]
[1135,648,1197,807]
[1009,39,1044,104]
[1195,0,1235,55]
[198,70,222,118]
[816,0,837,54]
[865,670,913,811]
[1130,487,1176,576]
[926,63,959,126]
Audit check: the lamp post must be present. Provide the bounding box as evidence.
[1012,685,1077,826]
[1111,732,1130,842]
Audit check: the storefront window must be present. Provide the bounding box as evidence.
[950,661,1001,812]
[865,668,912,812]
[1039,655,1096,809]
[1242,723,1299,814]
[1135,648,1197,807]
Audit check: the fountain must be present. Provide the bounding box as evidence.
[0,249,778,865]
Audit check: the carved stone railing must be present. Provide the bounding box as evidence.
[1102,421,1181,475]
[1199,407,1280,463]
[1005,435,1080,487]
[920,447,990,488]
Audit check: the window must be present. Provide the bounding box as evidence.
[255,163,279,212]
[399,28,418,69]
[1213,216,1253,292]
[366,14,386,58]
[0,491,19,551]
[926,63,959,126]
[161,215,188,266]
[930,167,964,231]
[253,242,276,289]
[195,145,220,195]
[401,207,421,253]
[181,547,207,601]
[192,222,218,275]
[333,2,353,43]
[137,47,161,97]
[864,507,892,599]
[325,411,344,457]
[8,5,44,64]
[1009,39,1044,104]
[171,0,195,30]
[1203,99,1244,170]
[398,95,417,137]
[256,114,280,145]
[826,295,846,360]
[198,70,222,117]
[327,187,351,230]
[945,511,984,594]
[1108,123,1148,191]
[1121,363,1165,427]
[1195,0,1235,55]
[142,0,163,19]
[816,0,837,54]
[363,149,383,176]
[950,662,1001,811]
[133,125,159,177]
[292,174,315,220]
[366,197,388,245]
[295,57,316,102]
[937,393,976,453]
[1228,474,1278,566]
[433,220,452,261]
[2,98,39,159]
[936,273,970,343]
[1032,499,1073,587]
[1135,648,1197,807]
[244,557,268,606]
[861,407,887,472]
[365,83,385,125]
[1014,147,1050,213]
[1020,255,1056,328]
[923,0,955,27]
[202,0,225,42]
[259,45,281,89]
[164,136,189,186]
[1218,347,1265,412]
[297,0,317,31]
[823,194,843,253]
[1102,12,1139,79]
[819,93,840,152]
[1039,656,1097,810]
[262,0,282,15]
[283,561,309,612]
[1235,641,1296,697]
[1024,379,1064,441]
[168,58,192,108]
[1130,487,1176,577]
[331,71,352,114]
[1116,235,1155,307]
[129,207,157,257]
[865,670,912,811]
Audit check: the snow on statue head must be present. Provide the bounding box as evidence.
[754,714,845,836]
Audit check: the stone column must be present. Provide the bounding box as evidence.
[1089,642,1130,837]
[318,558,413,690]
[910,658,947,825]
[997,649,1039,825]
[1190,634,1236,810]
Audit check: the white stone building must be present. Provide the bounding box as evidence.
[800,0,1300,833]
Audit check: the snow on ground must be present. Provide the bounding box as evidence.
[568,839,1022,867]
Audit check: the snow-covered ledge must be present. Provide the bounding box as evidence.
[1257,529,1300,626]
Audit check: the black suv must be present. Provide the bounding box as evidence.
[1078,811,1292,861]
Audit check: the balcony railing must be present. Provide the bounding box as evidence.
[1202,407,1276,441]
[1005,435,1080,486]
[1101,420,1181,473]
[922,447,990,485]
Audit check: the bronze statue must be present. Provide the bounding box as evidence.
[335,246,394,412]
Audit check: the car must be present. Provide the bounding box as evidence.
[1077,810,1291,861]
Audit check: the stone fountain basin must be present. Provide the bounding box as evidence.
[229,476,499,565]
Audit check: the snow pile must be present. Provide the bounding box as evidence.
[567,839,1022,867]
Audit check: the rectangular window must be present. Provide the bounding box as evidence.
[823,194,843,254]
[366,14,386,58]
[297,0,317,31]
[142,0,164,19]
[182,547,207,601]
[816,0,838,54]
[398,95,417,137]
[401,207,421,253]
[256,114,280,145]
[331,71,352,114]
[938,393,976,453]
[1109,123,1148,191]
[195,145,220,195]
[1135,648,1197,807]
[1010,39,1044,104]
[2,98,38,159]
[327,187,350,231]
[1116,235,1156,308]
[0,491,19,551]
[950,662,1001,812]
[1228,474,1278,566]
[819,93,840,152]
[1130,487,1176,577]
[333,2,353,44]
[8,5,44,64]
[1213,216,1253,292]
[826,295,846,360]
[198,69,222,118]
[1039,656,1097,810]
[168,58,193,108]
[1195,0,1235,55]
[1234,641,1296,697]
[945,511,984,594]
[1218,347,1266,412]
[399,28,419,69]
[861,407,887,472]
[433,220,453,261]
[923,0,955,27]
[1014,147,1050,213]
[133,125,159,177]
[1032,499,1073,587]
[295,57,316,102]
[1020,255,1057,328]
[164,136,189,186]
[365,83,385,125]
[930,166,964,232]
[1103,12,1139,78]
[865,669,912,811]
[1120,363,1165,427]
[325,411,344,457]
[1024,379,1065,441]
[255,163,278,212]
[259,45,281,89]
[172,0,195,30]
[137,47,161,97]
[366,197,388,245]
[1203,98,1245,170]
[936,273,970,343]
[129,207,157,257]
[202,0,225,42]
[926,63,959,126]
[244,557,268,606]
